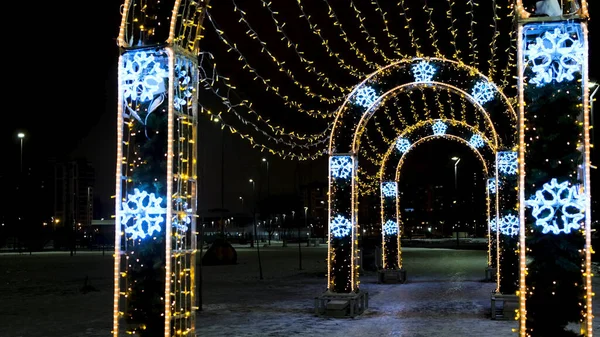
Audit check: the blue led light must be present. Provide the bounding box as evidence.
[487,178,497,194]
[381,182,397,198]
[489,217,497,232]
[330,215,352,238]
[469,133,485,149]
[497,151,518,175]
[330,156,353,179]
[411,60,437,82]
[121,51,169,103]
[499,214,520,237]
[471,81,495,106]
[396,138,411,153]
[383,220,398,236]
[431,120,447,135]
[120,188,167,240]
[525,178,585,235]
[353,86,379,108]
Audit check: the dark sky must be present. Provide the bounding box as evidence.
[1,1,599,218]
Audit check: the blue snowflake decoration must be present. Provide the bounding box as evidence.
[497,151,518,176]
[396,138,411,153]
[330,215,352,238]
[172,198,193,232]
[174,58,194,111]
[499,214,520,237]
[330,156,353,179]
[469,133,485,149]
[471,81,495,106]
[120,188,167,240]
[411,60,437,82]
[121,51,169,102]
[353,86,379,108]
[525,178,586,235]
[383,220,398,236]
[489,217,498,232]
[431,120,447,135]
[381,182,397,198]
[524,26,584,87]
[487,178,497,194]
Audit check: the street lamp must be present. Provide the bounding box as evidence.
[18,132,25,173]
[249,178,263,280]
[451,156,461,189]
[239,196,244,210]
[451,156,461,246]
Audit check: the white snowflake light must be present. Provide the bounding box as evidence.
[396,137,411,153]
[469,133,485,149]
[381,182,397,198]
[173,199,193,232]
[487,178,497,194]
[353,86,379,108]
[383,220,398,236]
[330,215,352,238]
[174,58,194,111]
[432,120,447,135]
[497,151,518,175]
[525,178,585,235]
[120,188,167,240]
[121,51,169,102]
[411,61,437,82]
[471,81,495,106]
[330,156,353,179]
[524,26,584,87]
[489,217,498,232]
[499,214,520,237]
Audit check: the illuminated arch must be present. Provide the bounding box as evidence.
[326,57,517,295]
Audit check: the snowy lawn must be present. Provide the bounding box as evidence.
[1,246,599,336]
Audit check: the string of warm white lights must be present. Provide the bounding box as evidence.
[370,0,407,59]
[396,0,422,57]
[348,0,396,64]
[422,1,443,58]
[467,0,479,68]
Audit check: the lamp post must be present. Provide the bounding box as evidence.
[304,206,309,247]
[18,133,25,173]
[249,178,263,280]
[293,210,301,270]
[590,82,598,160]
[452,156,461,246]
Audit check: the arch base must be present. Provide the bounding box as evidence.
[314,291,369,318]
[377,268,407,284]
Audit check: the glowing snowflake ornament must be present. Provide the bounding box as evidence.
[524,26,584,87]
[120,188,167,240]
[383,220,398,236]
[396,138,411,153]
[330,215,352,238]
[381,182,397,198]
[487,178,497,194]
[330,156,353,179]
[499,214,520,237]
[471,81,495,106]
[412,61,437,82]
[469,133,485,149]
[525,178,585,235]
[497,151,518,176]
[432,120,447,135]
[353,86,379,108]
[121,51,169,102]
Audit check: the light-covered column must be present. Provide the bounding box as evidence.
[380,181,400,270]
[496,151,519,295]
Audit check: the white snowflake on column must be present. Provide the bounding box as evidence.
[487,178,497,194]
[330,156,353,179]
[525,178,585,235]
[353,86,379,108]
[381,182,397,198]
[330,215,352,238]
[471,81,495,106]
[120,188,167,240]
[411,60,437,82]
[524,26,584,87]
[121,51,169,103]
[432,120,447,135]
[497,151,518,175]
[469,133,485,149]
[396,138,411,153]
[489,217,498,232]
[383,220,398,235]
[499,214,520,237]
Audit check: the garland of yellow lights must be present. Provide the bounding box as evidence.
[396,0,422,57]
[370,0,406,59]
[422,0,443,58]
[348,0,395,64]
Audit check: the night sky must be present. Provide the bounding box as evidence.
[1,1,599,219]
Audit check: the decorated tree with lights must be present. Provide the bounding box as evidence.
[524,77,585,336]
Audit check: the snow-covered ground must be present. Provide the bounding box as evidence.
[1,246,599,337]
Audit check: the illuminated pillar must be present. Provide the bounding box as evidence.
[113,1,208,336]
[328,154,359,293]
[495,151,519,295]
[517,9,592,335]
[380,181,400,270]
[486,177,498,271]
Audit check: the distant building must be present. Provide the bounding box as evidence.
[52,158,95,242]
[301,181,327,237]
